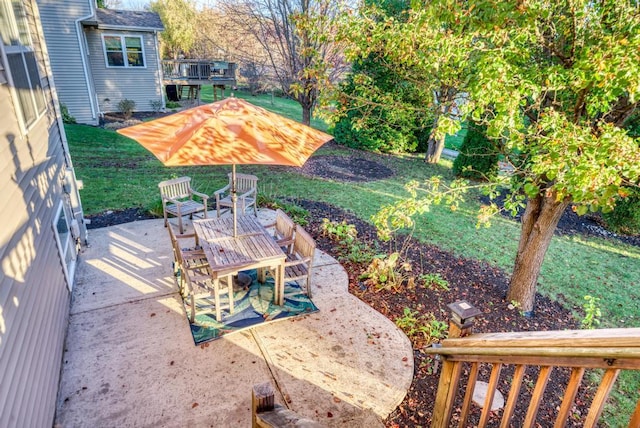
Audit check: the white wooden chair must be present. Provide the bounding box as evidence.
[214,173,258,217]
[159,176,209,234]
[269,226,316,298]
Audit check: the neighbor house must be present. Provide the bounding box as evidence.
[0,0,88,425]
[36,0,165,125]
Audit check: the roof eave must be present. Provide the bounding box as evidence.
[84,23,164,32]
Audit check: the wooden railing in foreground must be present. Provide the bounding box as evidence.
[252,382,325,428]
[429,302,640,428]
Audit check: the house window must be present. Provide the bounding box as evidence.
[53,201,77,291]
[103,35,145,68]
[0,0,46,128]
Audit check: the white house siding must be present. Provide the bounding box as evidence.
[85,27,163,114]
[0,1,83,426]
[36,0,98,125]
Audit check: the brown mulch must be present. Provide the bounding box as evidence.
[86,147,638,426]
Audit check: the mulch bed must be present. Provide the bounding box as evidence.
[85,149,638,426]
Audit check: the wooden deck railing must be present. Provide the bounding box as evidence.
[162,59,236,82]
[430,302,640,427]
[252,382,324,428]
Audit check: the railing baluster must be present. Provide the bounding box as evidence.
[554,367,585,428]
[523,365,552,427]
[629,395,640,428]
[584,368,620,428]
[432,360,463,428]
[478,363,503,427]
[458,362,479,428]
[500,364,526,428]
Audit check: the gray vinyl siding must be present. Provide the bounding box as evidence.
[0,1,76,426]
[36,0,98,125]
[85,28,163,113]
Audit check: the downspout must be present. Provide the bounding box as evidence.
[154,31,166,110]
[75,2,97,122]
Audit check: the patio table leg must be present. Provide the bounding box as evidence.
[213,277,222,321]
[276,264,285,306]
[257,267,266,283]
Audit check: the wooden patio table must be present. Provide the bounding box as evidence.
[193,215,287,305]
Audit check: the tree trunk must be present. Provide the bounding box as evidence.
[507,193,570,316]
[301,105,311,125]
[425,102,448,163]
[298,91,313,126]
[425,129,446,163]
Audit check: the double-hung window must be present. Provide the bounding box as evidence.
[0,0,46,128]
[102,35,145,68]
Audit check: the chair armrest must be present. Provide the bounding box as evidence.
[214,184,231,200]
[283,256,312,268]
[191,190,209,201]
[238,189,255,200]
[165,196,185,206]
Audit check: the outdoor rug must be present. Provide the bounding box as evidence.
[185,270,319,345]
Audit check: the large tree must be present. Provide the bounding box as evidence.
[220,0,348,124]
[149,0,197,59]
[340,0,640,314]
[336,2,470,162]
[332,2,433,154]
[192,7,276,94]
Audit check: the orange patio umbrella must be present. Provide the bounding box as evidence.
[117,97,333,236]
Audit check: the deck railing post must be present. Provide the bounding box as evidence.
[431,301,482,428]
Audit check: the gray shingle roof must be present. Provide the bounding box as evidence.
[84,9,164,31]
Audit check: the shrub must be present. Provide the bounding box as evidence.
[60,103,76,124]
[452,121,500,180]
[395,308,449,348]
[165,101,181,109]
[117,98,136,119]
[360,252,414,293]
[331,54,431,154]
[602,188,640,235]
[256,194,309,226]
[150,99,163,113]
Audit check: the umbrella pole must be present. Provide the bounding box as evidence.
[232,164,237,237]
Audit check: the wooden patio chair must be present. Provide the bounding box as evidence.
[179,248,234,323]
[264,209,296,253]
[214,173,258,218]
[269,226,316,298]
[159,176,209,234]
[167,223,206,298]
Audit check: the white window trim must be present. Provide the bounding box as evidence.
[53,201,77,291]
[0,2,46,133]
[101,33,147,69]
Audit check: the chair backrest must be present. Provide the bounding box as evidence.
[167,222,199,264]
[274,209,295,242]
[228,173,258,194]
[159,176,193,200]
[293,226,316,260]
[166,221,183,264]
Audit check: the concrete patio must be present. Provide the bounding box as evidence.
[54,209,413,427]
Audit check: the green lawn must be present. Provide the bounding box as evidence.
[66,92,639,424]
